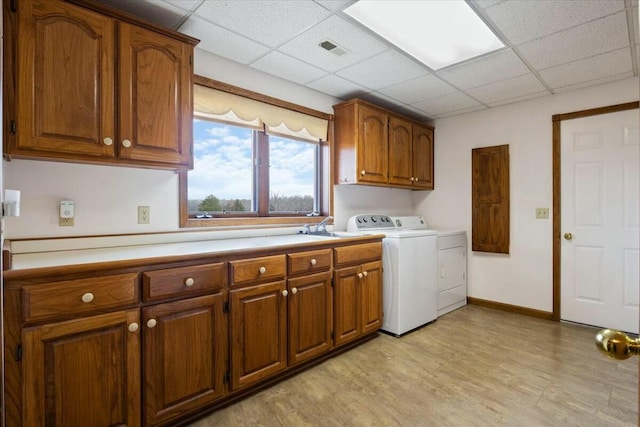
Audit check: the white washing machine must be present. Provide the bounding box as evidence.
[390,216,468,317]
[346,214,438,336]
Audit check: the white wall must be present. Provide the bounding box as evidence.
[412,76,639,313]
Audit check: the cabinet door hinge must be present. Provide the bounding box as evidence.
[15,344,22,362]
[223,371,230,384]
[223,301,229,313]
[10,120,16,134]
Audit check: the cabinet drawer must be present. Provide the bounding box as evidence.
[22,273,139,323]
[288,249,332,275]
[142,262,227,302]
[333,243,382,267]
[230,255,286,286]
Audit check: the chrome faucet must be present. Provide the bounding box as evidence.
[316,216,333,233]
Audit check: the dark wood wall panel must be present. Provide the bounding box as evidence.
[472,145,510,254]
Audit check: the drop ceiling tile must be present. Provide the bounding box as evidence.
[436,105,487,118]
[538,48,633,90]
[179,16,270,65]
[474,0,505,9]
[193,1,331,48]
[97,0,188,28]
[164,0,203,12]
[306,74,369,99]
[412,92,481,116]
[486,91,549,107]
[335,51,427,90]
[517,12,630,70]
[378,74,457,104]
[437,49,530,90]
[250,51,328,85]
[552,72,635,94]
[278,15,389,72]
[313,0,355,11]
[485,0,625,45]
[466,73,548,104]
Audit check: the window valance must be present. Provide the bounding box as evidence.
[194,84,328,143]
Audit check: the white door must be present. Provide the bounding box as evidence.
[561,109,639,334]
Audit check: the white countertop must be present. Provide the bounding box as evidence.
[7,231,369,271]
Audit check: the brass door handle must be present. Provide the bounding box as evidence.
[595,329,640,360]
[563,232,573,240]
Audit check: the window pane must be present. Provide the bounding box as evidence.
[269,136,316,213]
[188,119,254,215]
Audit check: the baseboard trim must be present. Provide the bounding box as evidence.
[467,297,554,320]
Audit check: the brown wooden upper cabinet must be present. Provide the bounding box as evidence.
[334,98,434,190]
[6,0,199,169]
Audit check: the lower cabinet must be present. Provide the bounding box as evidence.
[142,293,227,427]
[6,238,383,426]
[288,271,333,366]
[22,309,141,427]
[229,280,288,390]
[333,260,383,347]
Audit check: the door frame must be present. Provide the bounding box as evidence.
[551,101,639,321]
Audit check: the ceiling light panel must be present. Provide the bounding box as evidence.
[344,0,505,70]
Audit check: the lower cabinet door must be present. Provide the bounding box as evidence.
[288,271,333,366]
[230,280,287,390]
[360,260,383,335]
[23,309,141,427]
[333,266,361,347]
[142,293,227,427]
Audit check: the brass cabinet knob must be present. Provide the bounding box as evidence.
[103,137,113,146]
[81,292,94,303]
[122,139,132,148]
[563,232,573,240]
[147,319,157,329]
[282,289,288,297]
[357,272,363,279]
[291,287,298,295]
[259,266,267,274]
[128,323,139,333]
[360,170,366,176]
[184,277,195,287]
[596,329,640,360]
[310,258,317,266]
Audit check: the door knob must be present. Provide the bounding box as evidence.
[563,232,573,240]
[595,329,640,360]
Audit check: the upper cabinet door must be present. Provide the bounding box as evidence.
[388,116,413,187]
[118,23,193,168]
[17,0,116,157]
[357,105,388,184]
[412,124,434,190]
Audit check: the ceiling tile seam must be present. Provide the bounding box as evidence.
[535,46,636,74]
[624,0,639,75]
[510,10,629,47]
[469,6,555,95]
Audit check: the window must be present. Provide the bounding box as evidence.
[180,76,331,228]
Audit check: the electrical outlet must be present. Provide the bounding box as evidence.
[536,208,549,219]
[59,217,74,226]
[138,206,150,224]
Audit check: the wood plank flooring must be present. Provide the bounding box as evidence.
[189,305,638,426]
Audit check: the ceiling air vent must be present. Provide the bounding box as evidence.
[319,39,347,56]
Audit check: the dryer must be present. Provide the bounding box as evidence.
[390,216,468,317]
[346,214,438,336]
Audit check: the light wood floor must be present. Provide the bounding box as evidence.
[189,305,638,426]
